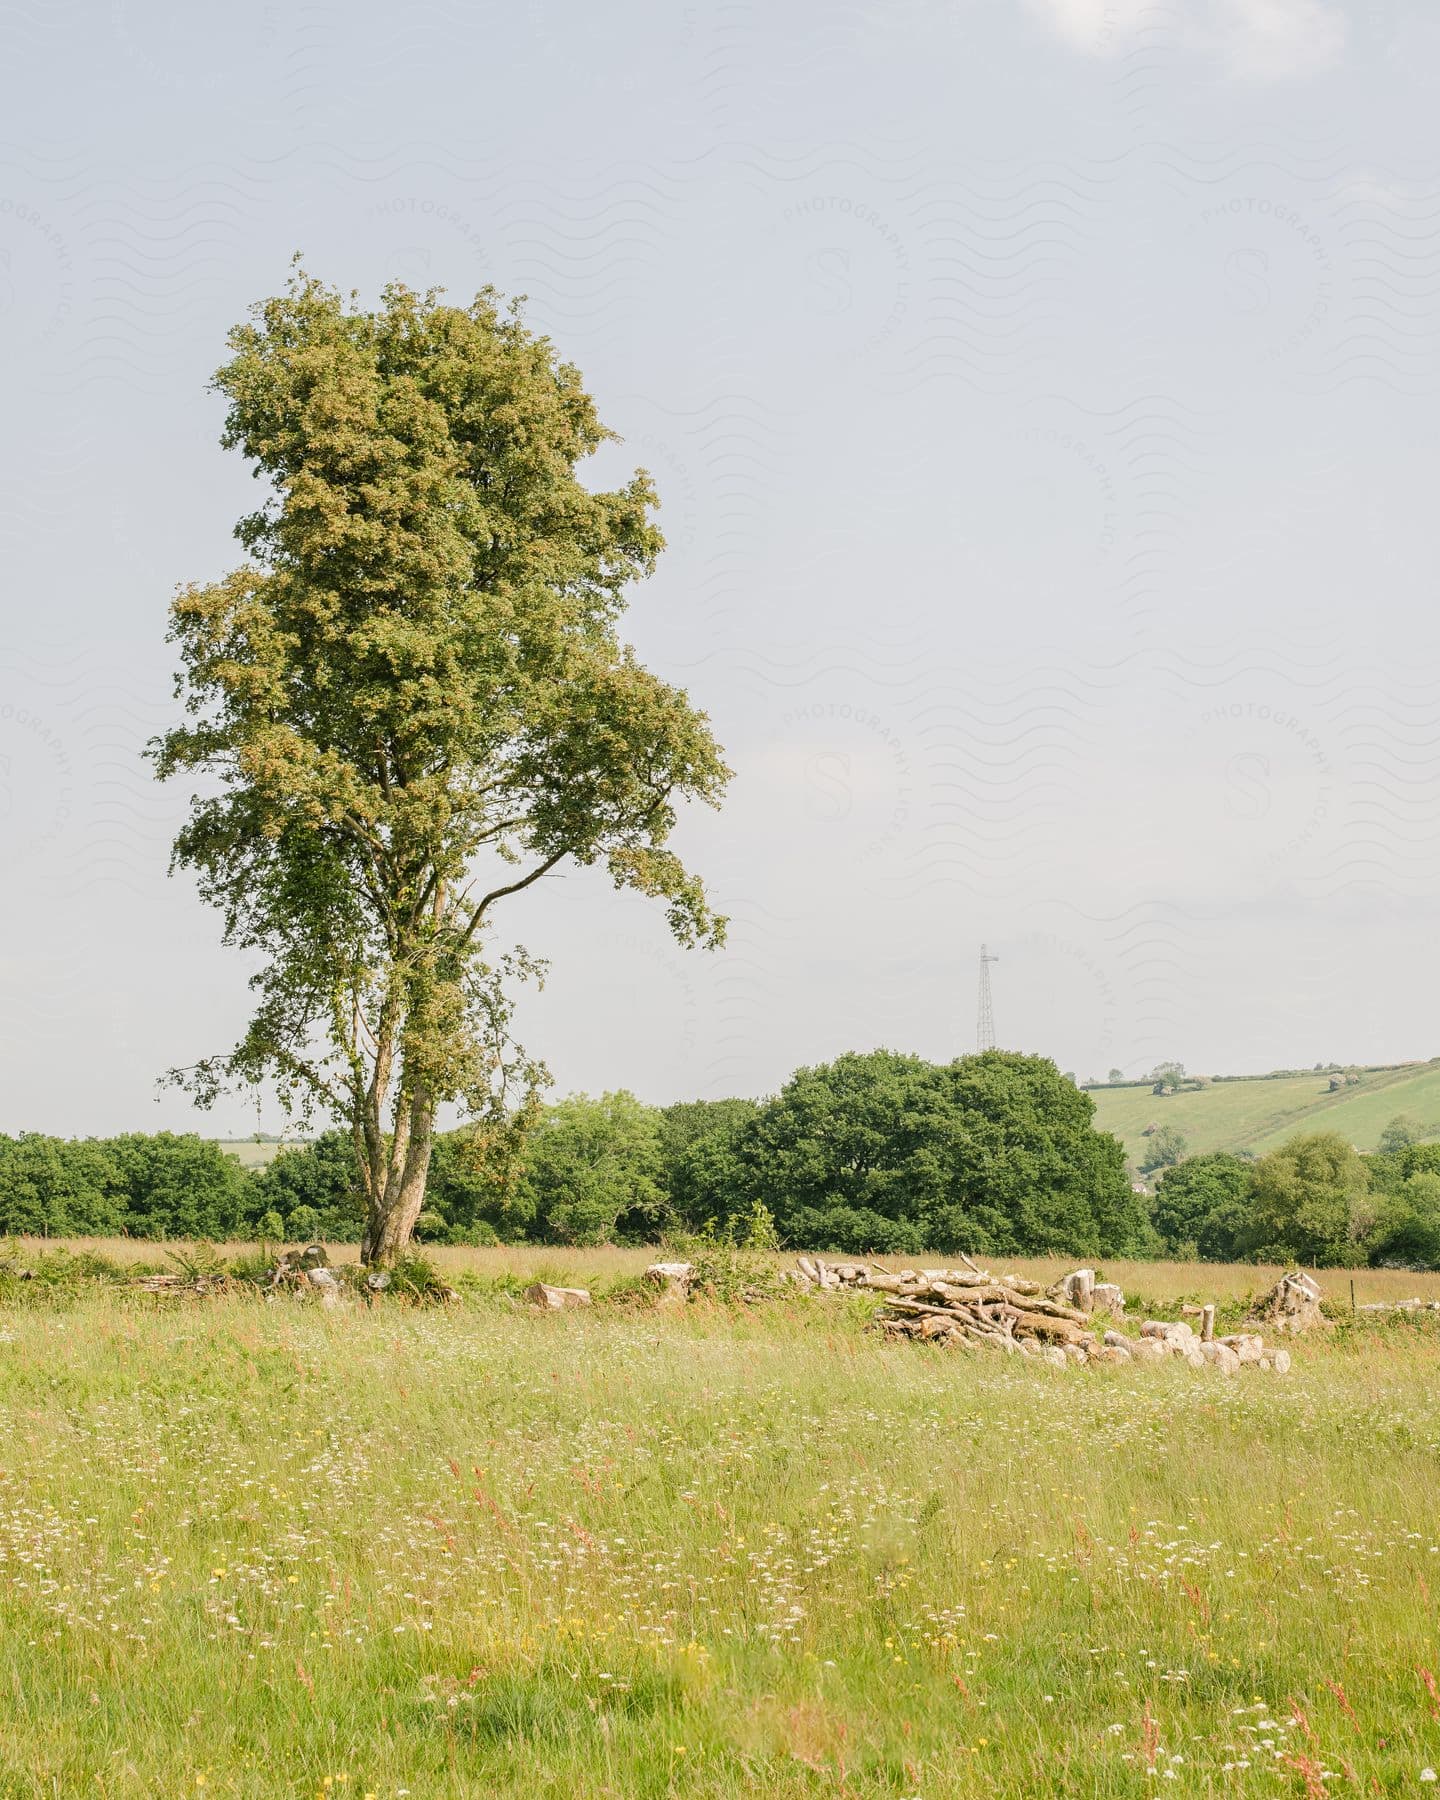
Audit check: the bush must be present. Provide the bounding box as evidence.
[445,1220,499,1247]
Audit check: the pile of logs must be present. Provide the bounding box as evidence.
[129,1269,229,1296]
[266,1243,345,1305]
[791,1256,1290,1371]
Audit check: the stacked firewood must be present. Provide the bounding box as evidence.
[791,1255,1290,1371]
[129,1269,229,1295]
[793,1254,1110,1363]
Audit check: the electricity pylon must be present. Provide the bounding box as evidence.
[977,943,999,1051]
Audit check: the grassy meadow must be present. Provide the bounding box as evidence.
[4,1257,1440,1795]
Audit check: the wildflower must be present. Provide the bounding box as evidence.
[1421,1771,1437,1783]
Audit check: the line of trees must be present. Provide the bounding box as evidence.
[1152,1125,1440,1267]
[0,1050,1149,1257]
[9,1066,1440,1270]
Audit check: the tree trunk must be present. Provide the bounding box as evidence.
[361,1093,436,1266]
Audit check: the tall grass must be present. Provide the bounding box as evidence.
[15,1235,1440,1307]
[3,1286,1440,1794]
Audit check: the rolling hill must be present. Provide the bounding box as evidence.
[1088,1060,1440,1165]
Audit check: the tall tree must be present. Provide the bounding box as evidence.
[152,270,729,1263]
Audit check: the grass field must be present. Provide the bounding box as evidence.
[5,1259,1440,1795]
[213,1140,292,1170]
[1089,1060,1440,1163]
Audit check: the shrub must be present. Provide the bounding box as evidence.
[286,1205,322,1243]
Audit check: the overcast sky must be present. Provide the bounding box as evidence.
[4,0,1440,1135]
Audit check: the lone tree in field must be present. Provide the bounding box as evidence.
[152,269,730,1263]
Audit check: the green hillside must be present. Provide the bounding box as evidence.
[1089,1060,1440,1164]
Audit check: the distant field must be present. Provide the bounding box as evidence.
[1089,1059,1440,1161]
[212,1138,295,1168]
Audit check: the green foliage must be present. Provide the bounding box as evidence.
[379,1252,457,1304]
[422,1115,539,1242]
[443,1219,500,1248]
[150,266,729,1262]
[1139,1124,1189,1173]
[1378,1114,1423,1155]
[1367,1170,1440,1269]
[1149,1060,1187,1092]
[676,1049,1142,1258]
[249,1131,364,1240]
[517,1091,665,1245]
[0,1135,125,1236]
[0,1133,249,1241]
[1152,1153,1254,1260]
[1242,1131,1372,1266]
[286,1205,322,1243]
[658,1098,760,1226]
[664,1203,789,1303]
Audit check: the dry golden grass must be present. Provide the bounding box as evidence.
[17,1236,1440,1307]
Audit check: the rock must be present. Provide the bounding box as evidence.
[1198,1340,1240,1374]
[525,1282,591,1310]
[1092,1282,1125,1315]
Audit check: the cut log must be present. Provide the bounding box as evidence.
[1245,1271,1323,1336]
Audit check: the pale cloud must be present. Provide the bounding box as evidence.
[1022,0,1347,80]
[1205,0,1347,79]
